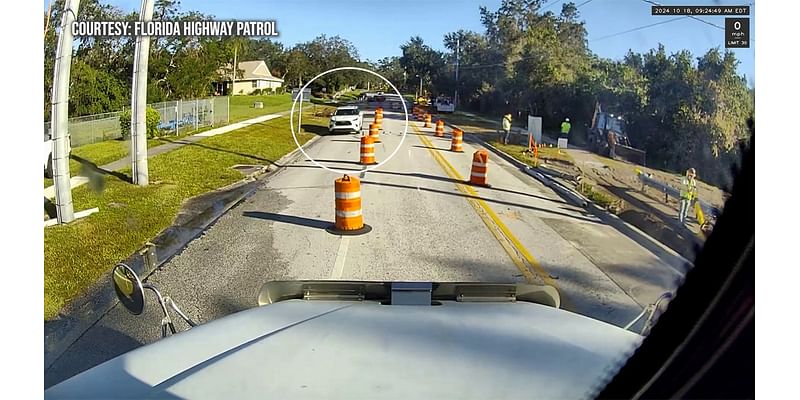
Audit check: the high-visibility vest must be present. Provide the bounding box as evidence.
[502,116,512,131]
[681,177,697,200]
[561,121,571,134]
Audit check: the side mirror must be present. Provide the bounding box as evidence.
[112,263,145,315]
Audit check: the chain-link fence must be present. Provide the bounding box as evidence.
[45,96,231,148]
[44,111,123,147]
[150,97,229,136]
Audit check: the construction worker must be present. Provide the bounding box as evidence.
[561,118,571,137]
[679,168,698,225]
[501,112,512,145]
[607,131,617,159]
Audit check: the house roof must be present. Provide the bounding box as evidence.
[221,60,284,82]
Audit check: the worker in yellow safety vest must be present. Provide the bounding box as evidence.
[501,113,512,145]
[561,118,571,136]
[679,168,698,225]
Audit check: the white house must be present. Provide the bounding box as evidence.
[216,60,284,95]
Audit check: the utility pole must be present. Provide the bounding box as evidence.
[51,0,81,224]
[232,44,237,94]
[455,37,460,109]
[131,0,154,186]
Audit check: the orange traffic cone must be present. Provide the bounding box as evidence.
[327,175,372,235]
[369,123,381,143]
[451,128,464,152]
[435,120,445,137]
[469,150,490,186]
[360,135,376,165]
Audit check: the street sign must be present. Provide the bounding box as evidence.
[528,116,542,145]
[291,88,311,102]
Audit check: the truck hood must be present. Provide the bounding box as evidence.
[46,300,641,399]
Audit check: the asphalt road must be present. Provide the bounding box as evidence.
[45,106,686,388]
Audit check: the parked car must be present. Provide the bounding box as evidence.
[328,105,363,134]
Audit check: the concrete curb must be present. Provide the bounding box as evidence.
[455,127,692,274]
[44,135,321,370]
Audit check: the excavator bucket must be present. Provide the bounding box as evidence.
[614,144,647,166]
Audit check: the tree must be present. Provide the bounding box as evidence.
[400,36,445,96]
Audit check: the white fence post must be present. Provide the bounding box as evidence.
[175,100,180,135]
[195,99,199,130]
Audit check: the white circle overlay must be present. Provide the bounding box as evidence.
[289,66,409,175]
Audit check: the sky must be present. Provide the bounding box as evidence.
[53,0,755,85]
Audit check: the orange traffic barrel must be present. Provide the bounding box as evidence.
[369,122,381,143]
[451,128,464,152]
[375,112,384,130]
[469,149,490,186]
[375,106,383,115]
[435,120,445,137]
[327,175,372,235]
[424,113,432,128]
[360,135,376,165]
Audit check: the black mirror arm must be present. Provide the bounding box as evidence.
[165,296,197,327]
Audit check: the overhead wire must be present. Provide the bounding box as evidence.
[590,16,688,42]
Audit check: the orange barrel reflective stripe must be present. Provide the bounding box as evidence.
[451,128,464,152]
[424,113,432,128]
[360,135,376,165]
[334,175,363,231]
[469,149,489,186]
[435,120,445,137]
[369,122,381,143]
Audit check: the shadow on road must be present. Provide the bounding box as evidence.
[286,164,363,172]
[361,180,599,224]
[367,169,572,206]
[44,325,143,389]
[243,211,331,230]
[300,124,329,136]
[305,159,362,166]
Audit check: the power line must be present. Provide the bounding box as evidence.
[590,16,687,42]
[540,0,565,12]
[576,0,597,8]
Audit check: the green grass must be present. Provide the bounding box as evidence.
[228,94,292,122]
[44,108,328,320]
[491,140,575,167]
[336,89,364,101]
[44,126,220,188]
[44,94,292,188]
[577,181,615,209]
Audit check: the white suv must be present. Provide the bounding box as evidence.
[328,106,363,134]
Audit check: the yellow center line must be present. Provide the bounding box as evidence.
[411,123,559,290]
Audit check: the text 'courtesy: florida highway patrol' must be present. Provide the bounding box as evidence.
[71,20,279,37]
